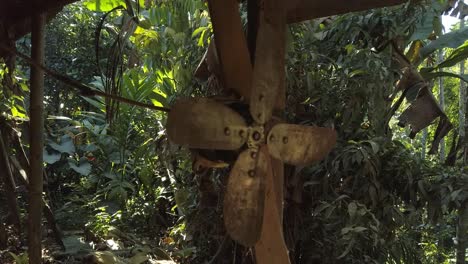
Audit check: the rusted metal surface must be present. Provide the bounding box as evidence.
[166,98,247,150]
[250,0,286,124]
[224,147,268,247]
[267,124,337,165]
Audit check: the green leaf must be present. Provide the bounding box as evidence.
[43,149,62,164]
[353,226,367,233]
[83,0,126,12]
[436,40,468,69]
[410,8,437,41]
[348,202,357,219]
[420,70,468,83]
[337,238,355,259]
[419,27,468,61]
[11,105,26,118]
[48,136,75,154]
[192,27,206,38]
[68,158,92,176]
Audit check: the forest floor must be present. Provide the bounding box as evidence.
[0,187,177,264]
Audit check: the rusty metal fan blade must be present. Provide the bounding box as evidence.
[207,0,252,100]
[267,124,337,165]
[249,1,286,124]
[167,98,248,150]
[224,146,269,247]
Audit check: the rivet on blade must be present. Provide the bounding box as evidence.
[282,136,288,144]
[253,131,261,141]
[248,170,256,177]
[224,127,231,136]
[251,151,257,159]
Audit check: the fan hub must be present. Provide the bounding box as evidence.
[247,126,265,150]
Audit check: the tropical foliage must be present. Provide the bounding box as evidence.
[0,0,467,263]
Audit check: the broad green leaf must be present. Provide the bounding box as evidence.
[420,70,468,83]
[43,149,62,164]
[83,0,126,12]
[47,115,73,121]
[436,40,468,69]
[48,136,76,154]
[410,7,438,41]
[68,158,92,176]
[419,27,468,62]
[11,105,26,118]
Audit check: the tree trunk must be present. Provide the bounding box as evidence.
[28,13,46,264]
[421,128,427,160]
[438,49,445,161]
[460,13,468,264]
[457,201,468,264]
[0,129,21,231]
[0,222,7,249]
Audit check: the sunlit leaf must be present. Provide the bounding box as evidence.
[83,0,126,12]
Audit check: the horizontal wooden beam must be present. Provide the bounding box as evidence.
[287,0,409,23]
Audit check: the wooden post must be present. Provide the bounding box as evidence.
[28,12,46,264]
[254,157,290,264]
[253,1,289,262]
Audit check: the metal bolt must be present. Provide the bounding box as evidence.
[282,136,288,144]
[251,151,257,159]
[248,170,255,177]
[253,131,261,141]
[224,127,230,136]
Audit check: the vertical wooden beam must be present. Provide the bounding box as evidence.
[207,0,253,101]
[254,157,290,264]
[247,0,260,65]
[28,12,46,264]
[254,0,288,261]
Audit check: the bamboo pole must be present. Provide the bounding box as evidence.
[28,13,46,264]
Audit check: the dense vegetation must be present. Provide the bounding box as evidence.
[0,0,467,263]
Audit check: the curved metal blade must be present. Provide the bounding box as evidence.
[207,0,252,99]
[267,124,337,165]
[249,2,286,124]
[224,146,269,247]
[167,98,248,150]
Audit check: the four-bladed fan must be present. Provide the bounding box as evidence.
[166,0,337,247]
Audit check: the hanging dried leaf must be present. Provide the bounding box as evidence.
[224,147,268,246]
[398,87,443,138]
[267,124,337,165]
[167,98,248,150]
[428,116,453,154]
